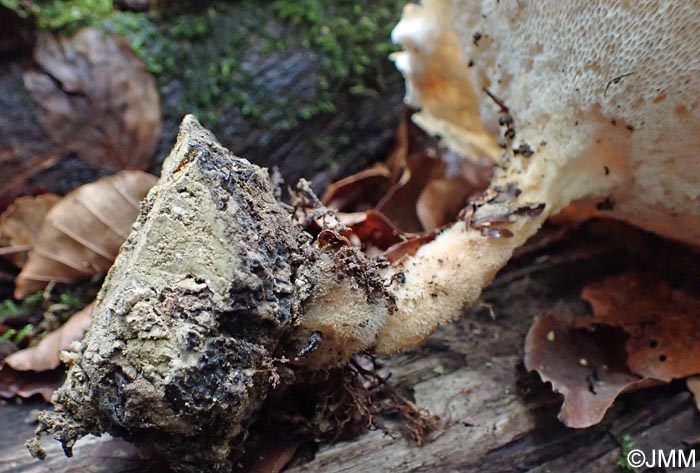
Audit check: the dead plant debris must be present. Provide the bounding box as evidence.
[24,28,161,171]
[526,271,700,428]
[14,170,156,298]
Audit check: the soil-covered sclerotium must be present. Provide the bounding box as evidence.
[27,115,392,472]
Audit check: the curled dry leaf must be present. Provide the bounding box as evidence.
[0,366,64,402]
[323,109,492,237]
[232,440,299,473]
[416,177,474,230]
[524,313,659,428]
[321,164,391,211]
[15,170,157,298]
[23,27,161,171]
[5,302,94,372]
[687,376,700,412]
[0,193,60,267]
[347,210,404,250]
[384,232,437,265]
[377,153,443,233]
[577,273,700,382]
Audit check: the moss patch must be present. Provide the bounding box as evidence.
[1,0,112,32]
[6,0,405,173]
[101,0,404,132]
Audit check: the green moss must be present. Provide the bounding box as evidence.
[0,292,43,320]
[10,0,404,139]
[613,433,636,471]
[2,0,113,32]
[270,0,404,119]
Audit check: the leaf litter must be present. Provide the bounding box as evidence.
[23,27,162,171]
[526,271,700,427]
[0,193,60,267]
[5,302,94,372]
[13,170,156,298]
[321,108,492,262]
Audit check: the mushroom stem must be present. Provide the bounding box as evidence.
[376,191,547,355]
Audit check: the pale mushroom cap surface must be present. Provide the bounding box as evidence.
[375,0,700,354]
[393,0,700,244]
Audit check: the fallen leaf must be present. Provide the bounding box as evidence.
[384,232,437,265]
[348,210,404,250]
[0,366,64,401]
[15,170,156,298]
[687,376,700,412]
[23,27,161,171]
[377,153,443,233]
[326,109,492,236]
[578,273,700,382]
[524,313,659,428]
[5,302,94,372]
[321,164,391,211]
[0,193,60,267]
[417,177,475,231]
[232,440,299,473]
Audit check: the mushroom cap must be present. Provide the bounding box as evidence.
[392,0,700,244]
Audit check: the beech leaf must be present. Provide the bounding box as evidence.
[0,193,60,267]
[23,27,162,171]
[524,313,659,428]
[577,273,700,382]
[687,376,700,412]
[321,164,391,211]
[0,366,64,402]
[5,302,94,372]
[14,170,157,298]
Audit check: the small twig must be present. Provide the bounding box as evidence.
[483,87,510,114]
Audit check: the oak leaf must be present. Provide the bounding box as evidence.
[0,366,64,402]
[525,313,659,428]
[577,273,700,382]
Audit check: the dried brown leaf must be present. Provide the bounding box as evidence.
[320,164,391,211]
[0,366,64,401]
[577,273,700,382]
[0,193,60,267]
[349,210,404,250]
[383,232,437,265]
[15,170,156,298]
[687,376,700,412]
[377,153,443,233]
[322,108,492,238]
[525,313,659,428]
[417,177,477,231]
[232,440,299,473]
[23,27,161,171]
[5,302,94,372]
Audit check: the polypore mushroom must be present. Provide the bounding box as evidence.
[375,0,700,353]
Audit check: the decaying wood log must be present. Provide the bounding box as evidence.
[2,221,699,473]
[0,2,404,210]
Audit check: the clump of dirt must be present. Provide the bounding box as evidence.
[27,116,396,472]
